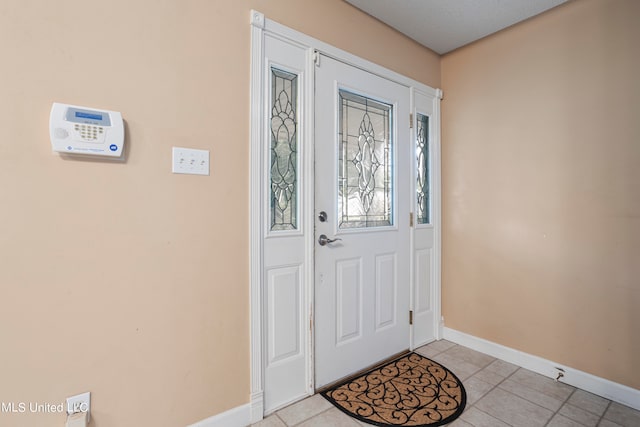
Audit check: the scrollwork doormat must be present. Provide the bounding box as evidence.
[321,352,466,426]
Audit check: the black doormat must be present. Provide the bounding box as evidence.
[321,352,466,426]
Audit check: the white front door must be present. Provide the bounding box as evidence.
[251,13,443,421]
[314,55,412,388]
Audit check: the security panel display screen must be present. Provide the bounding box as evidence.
[50,103,124,158]
[65,107,112,126]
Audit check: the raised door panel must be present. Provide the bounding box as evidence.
[267,266,302,364]
[415,249,432,315]
[336,258,363,344]
[375,253,397,331]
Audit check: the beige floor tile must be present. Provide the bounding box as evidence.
[276,395,332,426]
[475,387,554,427]
[509,368,575,401]
[421,339,457,354]
[463,376,495,405]
[499,378,565,411]
[443,345,496,369]
[432,352,483,380]
[559,402,600,426]
[567,390,610,416]
[448,418,474,427]
[598,420,623,427]
[297,407,360,427]
[602,402,640,427]
[472,367,508,386]
[459,407,511,427]
[484,359,519,377]
[547,414,588,427]
[415,344,444,359]
[251,414,287,427]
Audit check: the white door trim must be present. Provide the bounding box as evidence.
[249,10,442,423]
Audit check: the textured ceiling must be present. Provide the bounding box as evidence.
[345,0,568,54]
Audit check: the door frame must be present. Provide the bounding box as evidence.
[249,10,443,423]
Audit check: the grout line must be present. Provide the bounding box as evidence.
[473,407,516,427]
[476,368,518,426]
[493,368,577,420]
[421,341,455,356]
[457,361,518,426]
[432,345,488,379]
[542,388,575,426]
[596,400,613,426]
[290,405,334,427]
[274,412,286,426]
[462,367,560,427]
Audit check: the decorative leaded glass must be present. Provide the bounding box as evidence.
[270,68,298,231]
[416,113,430,224]
[338,90,393,229]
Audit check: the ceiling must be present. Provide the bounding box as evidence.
[344,0,568,54]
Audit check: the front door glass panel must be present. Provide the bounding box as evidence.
[416,113,430,225]
[338,90,393,229]
[270,67,299,231]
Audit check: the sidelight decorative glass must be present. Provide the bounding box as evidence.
[416,113,430,224]
[269,68,299,231]
[338,90,393,229]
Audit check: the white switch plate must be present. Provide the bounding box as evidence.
[172,147,210,175]
[66,391,90,422]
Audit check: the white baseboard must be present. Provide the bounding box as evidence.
[443,327,640,411]
[250,391,264,424]
[187,403,251,427]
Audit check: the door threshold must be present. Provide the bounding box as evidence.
[315,349,410,394]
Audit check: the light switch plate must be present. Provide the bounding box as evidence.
[172,147,210,175]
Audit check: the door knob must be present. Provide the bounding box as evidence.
[318,234,342,246]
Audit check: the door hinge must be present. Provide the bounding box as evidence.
[313,50,320,67]
[409,310,414,325]
[409,212,414,227]
[409,113,414,129]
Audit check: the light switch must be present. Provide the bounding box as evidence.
[172,147,209,176]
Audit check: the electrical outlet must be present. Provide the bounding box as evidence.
[66,391,90,422]
[172,147,210,175]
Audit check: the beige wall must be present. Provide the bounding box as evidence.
[0,1,439,426]
[441,0,639,389]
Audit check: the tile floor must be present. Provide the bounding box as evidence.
[252,340,640,427]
